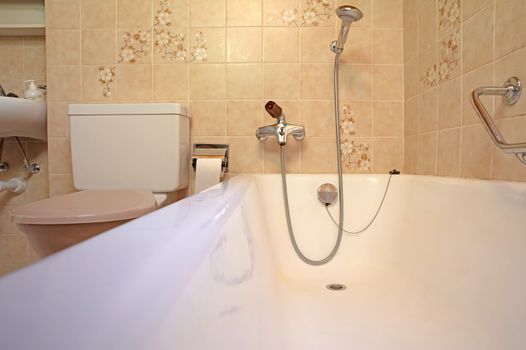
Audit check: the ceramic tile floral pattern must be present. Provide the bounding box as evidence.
[437,30,460,82]
[438,0,461,32]
[268,0,332,26]
[268,8,299,26]
[98,66,115,97]
[153,0,207,63]
[421,29,460,86]
[119,30,151,63]
[302,0,333,26]
[339,104,371,171]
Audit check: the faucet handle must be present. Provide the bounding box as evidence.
[265,101,282,119]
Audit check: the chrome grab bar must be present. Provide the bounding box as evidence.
[471,76,526,165]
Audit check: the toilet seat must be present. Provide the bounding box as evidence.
[11,190,157,225]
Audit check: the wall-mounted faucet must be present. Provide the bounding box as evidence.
[256,101,305,146]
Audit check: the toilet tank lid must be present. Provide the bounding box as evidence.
[68,103,189,117]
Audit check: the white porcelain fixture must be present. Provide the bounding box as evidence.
[0,96,46,140]
[1,174,526,349]
[10,103,189,257]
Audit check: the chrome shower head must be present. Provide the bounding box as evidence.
[336,5,363,23]
[331,5,363,54]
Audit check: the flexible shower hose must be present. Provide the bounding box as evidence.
[279,53,345,266]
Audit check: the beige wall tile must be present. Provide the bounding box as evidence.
[263,27,299,62]
[416,132,437,175]
[300,27,334,63]
[300,100,335,137]
[47,102,70,137]
[373,65,403,100]
[190,64,226,99]
[437,77,461,129]
[116,64,153,101]
[419,88,437,133]
[23,47,47,80]
[226,64,262,99]
[301,137,337,173]
[404,134,418,173]
[495,0,526,58]
[227,101,262,136]
[190,0,226,27]
[264,141,300,173]
[417,0,436,49]
[340,28,372,64]
[462,63,494,125]
[339,64,373,100]
[82,0,116,29]
[300,64,333,99]
[47,66,82,102]
[403,0,417,63]
[494,47,526,119]
[437,128,461,177]
[373,138,403,173]
[404,56,419,98]
[48,137,72,174]
[227,28,262,62]
[373,29,403,64]
[460,124,493,179]
[0,48,23,79]
[404,96,418,136]
[117,0,152,28]
[153,64,189,101]
[462,4,493,74]
[227,137,263,172]
[190,101,226,136]
[49,174,76,196]
[82,30,116,65]
[46,0,80,29]
[373,102,403,137]
[347,101,373,137]
[46,30,81,66]
[227,0,262,26]
[263,63,299,99]
[373,0,402,28]
[462,0,492,21]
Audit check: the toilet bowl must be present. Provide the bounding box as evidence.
[10,103,190,257]
[11,190,157,257]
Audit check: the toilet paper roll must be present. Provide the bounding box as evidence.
[195,158,223,193]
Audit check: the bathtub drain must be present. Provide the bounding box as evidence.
[326,283,346,291]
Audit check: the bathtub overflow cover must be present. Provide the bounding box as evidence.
[326,283,346,291]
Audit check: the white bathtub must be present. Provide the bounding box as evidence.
[1,174,526,349]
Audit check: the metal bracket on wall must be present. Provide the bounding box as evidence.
[471,76,526,165]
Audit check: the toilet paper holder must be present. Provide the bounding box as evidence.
[192,144,229,174]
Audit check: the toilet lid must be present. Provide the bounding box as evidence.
[11,190,157,225]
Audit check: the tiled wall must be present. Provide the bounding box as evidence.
[403,0,526,181]
[45,0,404,196]
[0,36,48,275]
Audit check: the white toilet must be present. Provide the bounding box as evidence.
[11,103,190,257]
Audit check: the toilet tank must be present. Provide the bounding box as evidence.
[68,103,190,192]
